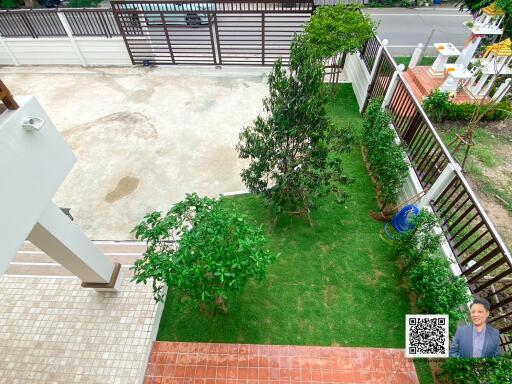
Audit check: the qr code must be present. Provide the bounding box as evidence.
[406,315,449,358]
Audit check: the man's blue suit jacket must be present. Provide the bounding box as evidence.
[449,324,501,358]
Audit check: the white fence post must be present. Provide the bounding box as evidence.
[382,64,405,109]
[409,43,423,69]
[0,33,19,66]
[417,163,459,209]
[57,12,87,67]
[492,78,512,103]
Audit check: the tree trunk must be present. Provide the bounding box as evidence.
[215,296,228,314]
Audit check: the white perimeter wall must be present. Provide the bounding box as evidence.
[345,53,371,111]
[0,37,131,66]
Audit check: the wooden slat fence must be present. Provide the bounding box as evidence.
[362,39,512,347]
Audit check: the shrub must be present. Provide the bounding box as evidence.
[68,0,102,8]
[423,91,512,122]
[400,0,415,7]
[438,354,512,384]
[395,211,471,334]
[480,99,512,121]
[0,0,17,8]
[395,210,441,271]
[423,90,451,122]
[131,193,277,316]
[408,254,470,333]
[362,99,409,206]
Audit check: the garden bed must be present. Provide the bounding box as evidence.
[154,84,435,384]
[156,85,410,347]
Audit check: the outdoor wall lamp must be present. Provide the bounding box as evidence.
[22,116,45,132]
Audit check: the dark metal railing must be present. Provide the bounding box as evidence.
[359,35,379,74]
[0,8,119,39]
[361,49,394,112]
[61,9,121,37]
[111,0,313,66]
[0,9,66,38]
[388,79,450,188]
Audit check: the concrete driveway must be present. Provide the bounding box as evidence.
[1,66,269,240]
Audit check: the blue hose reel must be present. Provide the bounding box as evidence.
[384,204,419,240]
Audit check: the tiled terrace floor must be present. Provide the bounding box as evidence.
[0,276,162,384]
[145,342,419,384]
[403,66,489,104]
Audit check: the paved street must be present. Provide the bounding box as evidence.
[364,7,472,56]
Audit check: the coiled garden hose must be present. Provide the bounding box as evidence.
[384,204,419,240]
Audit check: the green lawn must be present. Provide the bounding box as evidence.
[439,127,512,215]
[158,84,409,346]
[156,84,434,382]
[394,56,437,69]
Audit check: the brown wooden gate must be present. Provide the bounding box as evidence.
[111,1,313,66]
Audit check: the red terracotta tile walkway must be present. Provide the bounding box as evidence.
[144,342,419,384]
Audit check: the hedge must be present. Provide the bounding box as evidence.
[438,355,512,384]
[395,210,470,334]
[362,99,409,206]
[423,90,512,122]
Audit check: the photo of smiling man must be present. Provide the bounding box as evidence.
[449,297,502,358]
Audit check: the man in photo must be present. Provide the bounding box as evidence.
[449,297,501,358]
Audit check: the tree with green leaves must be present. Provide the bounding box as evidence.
[302,4,376,85]
[237,36,354,224]
[131,193,276,316]
[68,0,102,7]
[303,4,376,60]
[0,0,17,9]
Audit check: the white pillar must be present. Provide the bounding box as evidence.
[57,12,87,67]
[418,163,459,209]
[431,52,449,73]
[492,78,512,103]
[0,33,19,66]
[382,64,405,108]
[440,76,458,92]
[456,37,482,68]
[409,43,423,69]
[28,201,123,290]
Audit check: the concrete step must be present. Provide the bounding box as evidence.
[12,252,142,265]
[403,71,425,101]
[19,240,147,254]
[4,263,134,277]
[5,240,146,277]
